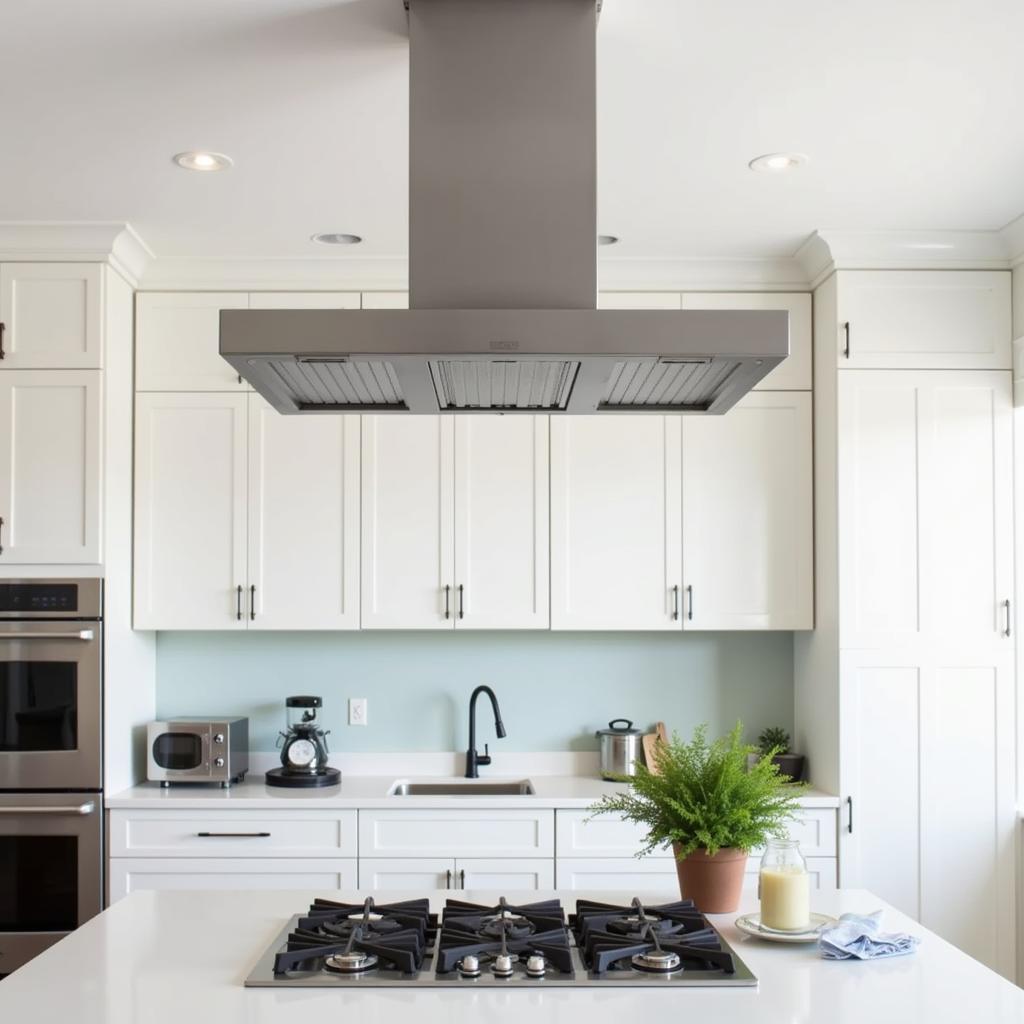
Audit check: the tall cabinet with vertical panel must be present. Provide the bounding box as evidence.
[795,269,1016,978]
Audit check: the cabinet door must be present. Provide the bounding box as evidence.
[836,270,1011,369]
[108,858,358,903]
[248,292,359,310]
[134,394,248,629]
[135,292,249,391]
[551,416,682,630]
[0,263,102,368]
[454,416,549,629]
[0,370,101,563]
[840,648,1016,977]
[456,859,554,891]
[681,292,811,390]
[838,371,1013,649]
[359,809,555,858]
[682,392,813,629]
[247,397,359,629]
[360,415,455,629]
[358,858,454,889]
[597,292,682,309]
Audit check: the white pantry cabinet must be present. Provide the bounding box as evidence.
[248,397,360,629]
[134,394,248,629]
[837,370,1013,650]
[0,263,103,368]
[681,392,813,629]
[681,292,812,391]
[0,369,102,563]
[833,270,1011,369]
[550,416,682,630]
[361,415,549,629]
[839,647,1016,976]
[109,858,358,902]
[134,394,360,629]
[136,292,250,391]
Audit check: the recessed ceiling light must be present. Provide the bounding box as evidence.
[748,152,808,173]
[598,234,619,246]
[311,232,363,245]
[172,151,233,172]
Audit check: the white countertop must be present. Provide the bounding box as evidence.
[2,888,1019,1023]
[107,775,840,810]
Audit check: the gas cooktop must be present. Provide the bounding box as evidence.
[244,896,757,988]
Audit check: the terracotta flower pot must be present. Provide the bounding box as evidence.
[672,845,748,913]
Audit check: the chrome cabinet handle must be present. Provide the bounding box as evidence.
[686,584,694,621]
[236,585,243,621]
[847,795,854,834]
[0,514,4,555]
[444,584,451,620]
[0,801,95,815]
[458,584,465,620]
[0,321,5,360]
[459,868,466,888]
[196,831,270,838]
[445,868,452,888]
[671,585,680,621]
[0,630,94,641]
[1003,598,1012,637]
[842,321,851,359]
[250,584,256,621]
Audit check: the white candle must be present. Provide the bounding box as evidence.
[759,865,810,931]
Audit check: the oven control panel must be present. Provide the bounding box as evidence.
[0,583,78,612]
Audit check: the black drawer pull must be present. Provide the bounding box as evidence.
[196,831,271,838]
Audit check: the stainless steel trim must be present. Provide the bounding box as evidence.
[0,801,94,815]
[0,629,94,640]
[0,577,103,619]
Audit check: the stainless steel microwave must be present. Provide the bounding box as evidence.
[147,718,249,787]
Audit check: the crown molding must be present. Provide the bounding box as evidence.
[796,229,1013,288]
[0,221,153,286]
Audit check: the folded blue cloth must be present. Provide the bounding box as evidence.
[819,910,920,960]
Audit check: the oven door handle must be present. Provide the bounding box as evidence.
[0,801,95,815]
[0,630,95,641]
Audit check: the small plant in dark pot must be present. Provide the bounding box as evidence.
[590,723,802,914]
[756,726,805,783]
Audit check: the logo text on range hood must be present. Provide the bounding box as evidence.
[220,0,788,414]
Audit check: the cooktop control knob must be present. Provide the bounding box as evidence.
[214,757,225,768]
[213,733,225,744]
[458,955,480,979]
[492,953,514,978]
[525,955,546,978]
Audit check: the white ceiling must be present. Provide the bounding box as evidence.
[2,0,1023,265]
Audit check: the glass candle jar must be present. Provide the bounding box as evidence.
[758,838,810,931]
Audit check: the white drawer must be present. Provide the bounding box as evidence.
[108,809,358,858]
[558,808,837,858]
[358,809,554,858]
[108,857,358,902]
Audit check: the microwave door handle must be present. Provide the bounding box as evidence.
[0,801,96,815]
[0,630,95,641]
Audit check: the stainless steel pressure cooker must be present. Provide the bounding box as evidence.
[596,719,643,780]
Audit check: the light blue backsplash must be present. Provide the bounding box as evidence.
[155,632,794,752]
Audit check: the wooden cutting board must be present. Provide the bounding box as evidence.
[643,721,669,773]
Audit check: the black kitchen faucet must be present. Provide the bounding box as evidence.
[465,685,506,778]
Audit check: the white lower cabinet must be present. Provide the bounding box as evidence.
[360,858,553,891]
[358,809,555,858]
[109,859,358,901]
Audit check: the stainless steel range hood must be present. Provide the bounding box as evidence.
[220,0,788,414]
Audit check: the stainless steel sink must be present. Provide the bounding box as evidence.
[389,779,535,796]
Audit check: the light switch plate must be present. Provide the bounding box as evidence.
[349,698,368,726]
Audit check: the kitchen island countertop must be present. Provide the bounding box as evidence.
[0,888,1019,1023]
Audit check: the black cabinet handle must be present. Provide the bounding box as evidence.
[250,584,256,621]
[671,585,680,621]
[1003,598,1012,638]
[847,795,853,834]
[0,321,5,360]
[444,584,451,620]
[236,585,243,621]
[459,868,466,888]
[458,584,464,620]
[196,831,271,838]
[842,321,851,359]
[0,515,4,555]
[445,868,452,888]
[686,584,694,621]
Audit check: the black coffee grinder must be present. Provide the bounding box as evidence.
[265,695,341,788]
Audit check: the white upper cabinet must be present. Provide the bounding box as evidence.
[454,416,550,629]
[360,292,409,309]
[682,392,813,629]
[681,292,812,390]
[0,370,101,563]
[247,397,360,630]
[0,263,103,369]
[834,270,1011,369]
[248,293,360,310]
[136,293,249,391]
[361,416,455,629]
[134,394,248,629]
[838,370,1013,649]
[597,292,682,309]
[551,416,682,630]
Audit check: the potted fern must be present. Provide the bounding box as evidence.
[590,722,803,913]
[755,726,805,783]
